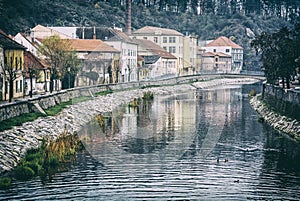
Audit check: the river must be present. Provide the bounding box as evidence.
[1,83,300,200]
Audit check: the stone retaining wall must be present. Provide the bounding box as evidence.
[0,74,230,122]
[263,84,300,106]
[0,77,261,173]
[250,96,300,141]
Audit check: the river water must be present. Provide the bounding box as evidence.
[1,83,300,200]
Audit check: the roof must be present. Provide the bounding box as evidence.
[108,29,136,44]
[31,25,72,39]
[49,27,77,38]
[68,39,120,53]
[143,55,160,64]
[0,30,26,50]
[202,52,231,57]
[24,51,47,77]
[133,26,183,36]
[134,39,177,59]
[206,36,243,49]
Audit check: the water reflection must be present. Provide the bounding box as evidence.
[1,83,300,200]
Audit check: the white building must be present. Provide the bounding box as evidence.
[134,39,177,79]
[131,26,198,76]
[203,36,243,72]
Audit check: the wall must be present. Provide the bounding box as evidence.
[0,74,265,122]
[263,84,300,106]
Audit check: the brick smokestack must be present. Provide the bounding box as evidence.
[125,0,131,34]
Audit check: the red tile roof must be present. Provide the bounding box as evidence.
[69,39,120,52]
[206,36,243,49]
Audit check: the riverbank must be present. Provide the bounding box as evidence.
[250,95,300,142]
[0,77,261,173]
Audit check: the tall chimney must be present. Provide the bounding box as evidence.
[125,0,131,34]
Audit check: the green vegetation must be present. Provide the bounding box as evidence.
[2,130,83,187]
[95,89,113,96]
[0,96,91,132]
[0,177,11,190]
[128,91,154,107]
[142,91,154,100]
[0,112,46,132]
[251,25,300,88]
[249,89,257,97]
[1,0,298,71]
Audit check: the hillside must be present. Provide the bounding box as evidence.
[0,0,297,70]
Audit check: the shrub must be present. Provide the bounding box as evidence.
[249,89,257,97]
[14,166,35,181]
[0,177,12,190]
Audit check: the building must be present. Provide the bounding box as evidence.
[201,52,232,73]
[68,39,120,86]
[104,29,138,82]
[203,36,243,72]
[29,25,73,40]
[131,26,198,76]
[134,39,177,80]
[0,30,26,101]
[24,51,50,96]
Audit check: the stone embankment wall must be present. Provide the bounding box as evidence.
[250,96,300,141]
[0,77,260,173]
[263,84,300,106]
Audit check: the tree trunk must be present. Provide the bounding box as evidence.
[9,79,13,102]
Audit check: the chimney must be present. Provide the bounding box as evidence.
[93,26,96,39]
[125,0,131,34]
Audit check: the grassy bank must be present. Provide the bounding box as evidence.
[0,96,92,132]
[0,130,84,189]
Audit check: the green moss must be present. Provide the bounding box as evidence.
[0,177,12,190]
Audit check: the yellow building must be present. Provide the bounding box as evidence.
[0,30,26,101]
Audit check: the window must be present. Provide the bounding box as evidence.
[16,80,18,93]
[20,80,23,93]
[154,37,158,43]
[143,37,147,40]
[169,46,176,53]
[15,57,18,70]
[213,49,216,52]
[169,37,176,43]
[226,49,230,53]
[20,57,22,70]
[163,37,167,43]
[163,46,167,51]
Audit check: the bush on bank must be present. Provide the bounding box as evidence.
[0,130,84,188]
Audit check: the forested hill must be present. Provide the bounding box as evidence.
[0,0,299,70]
